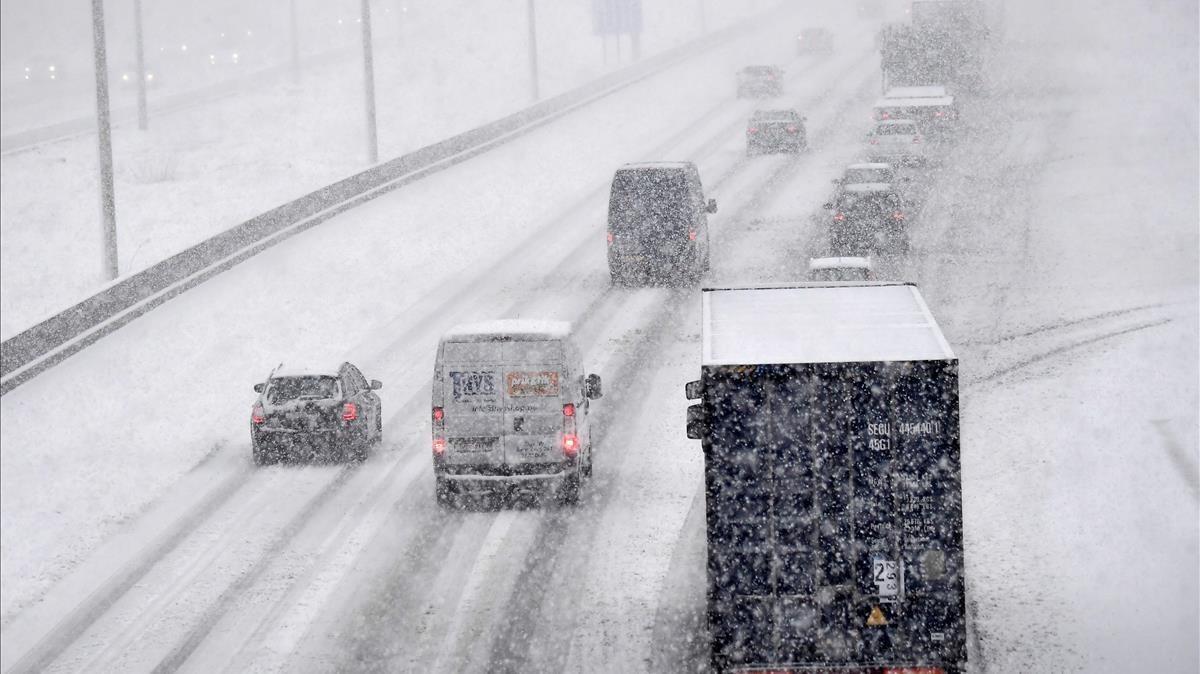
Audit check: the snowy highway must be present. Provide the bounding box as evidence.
[1,0,1197,672]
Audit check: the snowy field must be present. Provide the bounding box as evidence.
[0,0,1196,671]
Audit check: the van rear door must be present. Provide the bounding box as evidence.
[440,341,506,469]
[499,340,566,468]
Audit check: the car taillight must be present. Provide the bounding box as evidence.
[747,126,758,134]
[893,211,906,221]
[606,231,613,244]
[562,433,580,457]
[562,402,578,457]
[869,138,878,145]
[786,125,798,133]
[433,437,446,455]
[881,111,891,119]
[342,402,358,421]
[935,110,944,117]
[432,406,444,422]
[688,230,697,241]
[913,135,922,143]
[833,213,846,222]
[251,404,265,425]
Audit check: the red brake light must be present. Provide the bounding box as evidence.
[881,111,891,119]
[935,110,944,117]
[251,404,265,425]
[893,211,905,220]
[913,135,922,143]
[562,403,575,417]
[833,213,846,222]
[433,437,446,455]
[688,230,697,241]
[785,125,798,133]
[342,402,358,421]
[562,433,580,457]
[432,406,444,422]
[747,126,758,134]
[606,231,613,244]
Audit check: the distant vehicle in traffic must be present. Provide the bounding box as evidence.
[250,362,383,464]
[834,162,898,188]
[432,320,603,507]
[807,256,875,281]
[866,119,927,165]
[874,85,958,132]
[824,184,909,253]
[737,65,784,98]
[746,109,808,155]
[796,27,834,55]
[606,161,715,286]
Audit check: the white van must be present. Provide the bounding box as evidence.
[431,320,602,506]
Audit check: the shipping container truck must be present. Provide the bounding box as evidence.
[685,283,967,674]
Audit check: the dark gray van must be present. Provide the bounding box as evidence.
[605,161,716,286]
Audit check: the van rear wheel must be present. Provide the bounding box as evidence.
[558,472,581,505]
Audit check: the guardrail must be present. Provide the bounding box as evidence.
[0,6,787,396]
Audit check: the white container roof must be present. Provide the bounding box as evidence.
[701,283,954,365]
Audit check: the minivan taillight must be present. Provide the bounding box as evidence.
[606,231,613,245]
[562,434,580,457]
[688,230,697,241]
[251,404,265,425]
[432,406,444,422]
[562,403,575,417]
[342,402,358,421]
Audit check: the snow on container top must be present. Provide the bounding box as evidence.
[701,283,953,365]
[873,95,955,108]
[884,85,949,99]
[441,319,572,343]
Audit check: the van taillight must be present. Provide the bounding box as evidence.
[688,230,697,241]
[342,402,358,421]
[433,437,446,455]
[252,404,265,425]
[562,403,575,417]
[562,434,580,457]
[432,406,444,422]
[833,213,846,222]
[606,231,613,244]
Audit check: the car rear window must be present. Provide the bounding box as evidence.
[608,169,691,233]
[266,376,339,403]
[808,267,870,282]
[875,123,916,135]
[844,168,892,184]
[751,110,799,122]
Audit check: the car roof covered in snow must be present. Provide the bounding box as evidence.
[884,85,948,98]
[808,256,873,270]
[843,182,895,193]
[874,96,955,108]
[271,362,344,378]
[701,283,954,365]
[617,161,694,171]
[442,319,572,343]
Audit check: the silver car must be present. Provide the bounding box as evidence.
[431,320,602,507]
[866,119,928,165]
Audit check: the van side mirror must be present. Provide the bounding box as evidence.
[585,373,602,399]
[254,383,265,393]
[686,404,706,440]
[706,198,718,214]
[685,380,703,400]
[370,379,383,390]
[822,202,834,210]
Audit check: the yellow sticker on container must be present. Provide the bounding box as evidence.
[867,605,888,626]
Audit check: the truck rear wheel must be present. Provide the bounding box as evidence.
[435,477,455,509]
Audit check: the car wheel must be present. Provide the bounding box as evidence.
[435,476,456,509]
[557,471,581,506]
[583,446,594,478]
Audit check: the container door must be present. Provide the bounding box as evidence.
[440,342,506,469]
[500,340,566,468]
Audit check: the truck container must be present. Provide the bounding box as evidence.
[685,283,966,674]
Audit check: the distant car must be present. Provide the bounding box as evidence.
[432,320,603,507]
[606,161,715,286]
[250,362,383,464]
[796,28,834,55]
[17,54,64,84]
[807,256,875,282]
[823,184,909,253]
[746,109,807,155]
[866,119,927,165]
[116,63,160,89]
[737,65,783,98]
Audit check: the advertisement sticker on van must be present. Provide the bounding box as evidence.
[506,371,560,397]
[449,371,497,401]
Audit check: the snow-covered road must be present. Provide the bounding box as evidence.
[1,0,1196,671]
